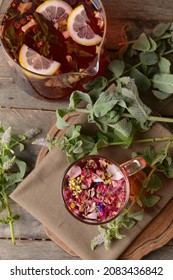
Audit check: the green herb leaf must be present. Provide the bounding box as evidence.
[108,60,125,77]
[153,73,173,94]
[140,194,161,207]
[133,33,150,51]
[121,81,152,129]
[130,68,151,91]
[112,118,133,146]
[152,90,171,100]
[144,174,162,193]
[92,91,119,118]
[152,22,171,38]
[128,210,144,221]
[83,76,108,91]
[140,52,158,65]
[56,109,72,129]
[158,57,171,74]
[69,91,92,109]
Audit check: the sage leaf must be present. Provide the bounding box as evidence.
[110,118,133,146]
[122,219,136,229]
[69,91,92,109]
[56,109,71,129]
[158,57,171,74]
[92,91,119,118]
[83,76,108,91]
[157,40,166,55]
[152,22,171,38]
[148,36,157,52]
[140,52,158,65]
[140,194,161,207]
[15,159,27,180]
[108,60,125,77]
[130,68,151,91]
[152,90,171,100]
[145,174,162,193]
[153,73,173,94]
[133,33,150,51]
[121,82,152,129]
[128,210,144,221]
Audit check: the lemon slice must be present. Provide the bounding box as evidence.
[19,44,61,75]
[67,4,102,46]
[36,0,72,38]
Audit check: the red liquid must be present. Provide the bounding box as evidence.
[1,0,106,99]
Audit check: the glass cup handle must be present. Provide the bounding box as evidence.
[120,157,146,176]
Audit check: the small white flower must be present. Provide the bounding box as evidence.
[3,156,16,171]
[1,127,12,145]
[24,128,41,139]
[33,138,49,147]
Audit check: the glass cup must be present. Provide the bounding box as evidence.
[0,0,107,100]
[62,155,146,225]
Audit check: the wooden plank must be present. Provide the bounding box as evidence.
[0,239,80,260]
[144,245,173,260]
[0,108,57,170]
[0,200,48,240]
[103,0,173,21]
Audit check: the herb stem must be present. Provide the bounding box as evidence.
[99,136,173,149]
[108,62,142,85]
[163,49,173,56]
[75,108,90,114]
[2,190,16,245]
[121,113,173,123]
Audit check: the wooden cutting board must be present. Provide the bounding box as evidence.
[36,114,173,260]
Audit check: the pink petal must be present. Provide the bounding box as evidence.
[86,212,98,220]
[67,165,81,178]
[107,164,124,180]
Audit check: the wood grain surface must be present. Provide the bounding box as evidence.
[0,0,173,260]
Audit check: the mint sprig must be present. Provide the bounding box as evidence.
[116,22,173,99]
[0,125,40,244]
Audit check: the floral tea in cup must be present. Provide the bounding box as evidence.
[0,0,106,99]
[62,155,146,224]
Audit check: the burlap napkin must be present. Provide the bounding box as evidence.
[11,113,173,259]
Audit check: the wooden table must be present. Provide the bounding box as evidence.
[0,0,173,260]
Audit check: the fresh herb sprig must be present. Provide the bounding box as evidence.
[56,72,173,162]
[91,142,173,250]
[115,22,173,99]
[0,125,40,245]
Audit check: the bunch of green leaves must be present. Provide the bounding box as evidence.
[56,75,173,161]
[0,124,40,245]
[91,142,173,250]
[116,22,173,99]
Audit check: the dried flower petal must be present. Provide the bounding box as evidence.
[63,157,127,223]
[67,165,81,178]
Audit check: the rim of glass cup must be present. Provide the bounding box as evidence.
[0,0,107,79]
[61,155,130,225]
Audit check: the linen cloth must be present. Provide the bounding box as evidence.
[11,114,173,259]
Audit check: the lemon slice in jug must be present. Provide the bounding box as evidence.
[36,0,72,38]
[19,44,61,76]
[67,4,102,46]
